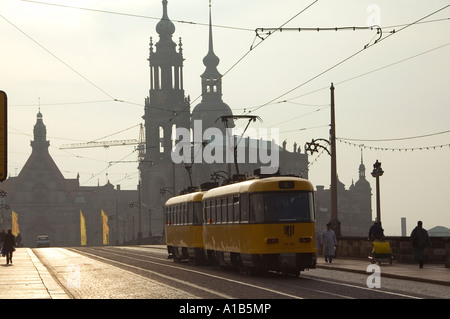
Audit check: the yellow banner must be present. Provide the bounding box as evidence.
[80,210,87,246]
[101,209,109,245]
[12,211,19,237]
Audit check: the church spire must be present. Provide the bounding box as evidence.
[31,109,49,151]
[201,0,222,100]
[202,1,220,77]
[358,148,366,179]
[192,0,233,135]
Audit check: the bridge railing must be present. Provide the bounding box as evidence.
[328,236,450,267]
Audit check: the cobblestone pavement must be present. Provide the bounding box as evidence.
[33,247,197,299]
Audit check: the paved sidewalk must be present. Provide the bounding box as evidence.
[316,257,450,286]
[0,248,71,299]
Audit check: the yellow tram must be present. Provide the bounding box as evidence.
[202,176,317,275]
[165,176,317,275]
[165,191,205,264]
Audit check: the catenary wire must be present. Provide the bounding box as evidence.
[20,0,253,32]
[247,4,450,115]
[0,13,117,101]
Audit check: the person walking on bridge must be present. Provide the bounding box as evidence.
[410,221,431,268]
[322,223,337,263]
[3,229,16,265]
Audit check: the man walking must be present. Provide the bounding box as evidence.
[322,223,337,263]
[410,221,431,268]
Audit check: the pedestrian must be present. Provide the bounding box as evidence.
[322,223,337,263]
[368,221,384,241]
[410,221,431,268]
[3,229,16,265]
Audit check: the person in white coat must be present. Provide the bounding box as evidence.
[322,223,337,263]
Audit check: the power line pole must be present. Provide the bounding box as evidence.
[329,83,341,237]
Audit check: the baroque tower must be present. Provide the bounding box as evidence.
[191,1,234,137]
[140,0,190,236]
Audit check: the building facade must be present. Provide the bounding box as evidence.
[1,111,139,247]
[315,156,373,236]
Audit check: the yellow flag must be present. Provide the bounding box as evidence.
[12,211,19,237]
[101,209,109,245]
[80,210,87,246]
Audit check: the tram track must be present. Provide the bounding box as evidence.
[69,246,422,299]
[71,246,305,299]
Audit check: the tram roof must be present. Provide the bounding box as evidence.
[165,191,204,206]
[202,176,314,199]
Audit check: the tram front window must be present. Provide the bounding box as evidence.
[250,192,314,223]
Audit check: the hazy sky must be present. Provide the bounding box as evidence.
[1,0,449,235]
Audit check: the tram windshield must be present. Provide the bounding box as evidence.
[250,191,315,223]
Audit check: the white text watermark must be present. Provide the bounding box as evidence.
[171,120,280,174]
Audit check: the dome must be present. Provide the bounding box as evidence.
[156,0,175,37]
[192,100,233,131]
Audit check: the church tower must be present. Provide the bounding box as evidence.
[140,0,190,236]
[31,109,50,152]
[191,1,234,137]
[143,0,190,162]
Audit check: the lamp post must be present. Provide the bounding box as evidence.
[371,160,384,226]
[137,181,142,241]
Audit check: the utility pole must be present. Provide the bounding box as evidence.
[329,83,341,237]
[304,83,341,236]
[137,180,142,241]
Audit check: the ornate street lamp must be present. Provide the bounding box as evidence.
[371,160,384,225]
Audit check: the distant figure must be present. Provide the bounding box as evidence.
[322,223,337,263]
[369,221,384,241]
[410,221,431,268]
[3,229,16,265]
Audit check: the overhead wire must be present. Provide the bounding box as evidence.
[164,0,320,124]
[20,0,254,32]
[278,41,450,103]
[247,4,450,115]
[0,13,118,101]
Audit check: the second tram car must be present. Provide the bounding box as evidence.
[165,191,204,264]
